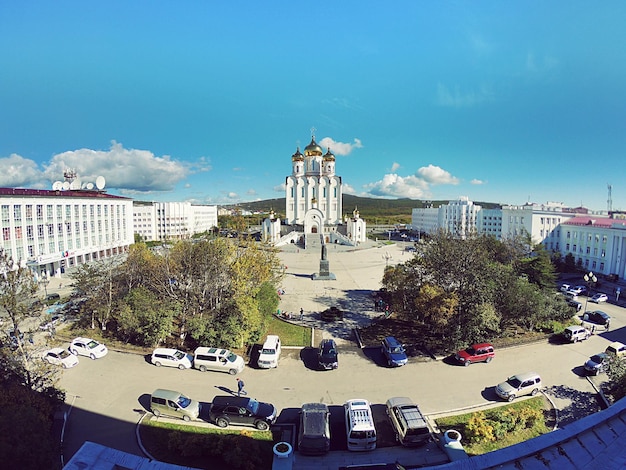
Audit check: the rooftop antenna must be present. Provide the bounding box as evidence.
[608,183,613,212]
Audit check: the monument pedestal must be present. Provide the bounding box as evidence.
[312,246,336,280]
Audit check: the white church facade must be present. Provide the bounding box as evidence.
[263,132,366,246]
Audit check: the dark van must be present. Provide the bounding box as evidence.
[298,403,331,455]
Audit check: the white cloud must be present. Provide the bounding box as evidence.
[390,162,400,172]
[45,141,202,193]
[318,137,363,156]
[0,154,45,187]
[273,183,286,192]
[470,179,485,185]
[342,183,357,195]
[417,165,460,185]
[364,174,431,199]
[436,83,494,108]
[246,188,257,196]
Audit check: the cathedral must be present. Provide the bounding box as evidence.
[263,131,366,246]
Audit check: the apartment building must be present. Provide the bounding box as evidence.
[133,201,218,242]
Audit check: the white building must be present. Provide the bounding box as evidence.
[477,208,503,239]
[0,187,133,278]
[411,197,481,239]
[501,202,581,252]
[133,201,218,242]
[559,213,626,277]
[284,133,343,233]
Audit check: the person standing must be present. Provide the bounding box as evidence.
[237,378,246,397]
[300,308,304,320]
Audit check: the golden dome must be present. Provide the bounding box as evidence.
[291,147,304,161]
[304,137,323,157]
[323,148,335,161]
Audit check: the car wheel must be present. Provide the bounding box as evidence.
[199,365,207,372]
[464,360,470,367]
[228,369,237,375]
[152,409,161,417]
[62,363,68,369]
[531,388,539,396]
[154,361,162,367]
[183,415,191,422]
[387,359,393,367]
[485,357,492,363]
[507,394,515,402]
[178,364,186,370]
[216,417,228,428]
[255,420,269,431]
[89,353,96,360]
[70,349,78,356]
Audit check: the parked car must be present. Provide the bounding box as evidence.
[298,403,331,455]
[495,372,542,402]
[150,389,201,421]
[584,353,609,375]
[590,293,608,303]
[39,314,64,331]
[317,338,338,370]
[385,396,430,446]
[257,335,281,369]
[454,343,495,366]
[70,337,108,359]
[43,347,79,368]
[563,291,578,301]
[566,298,582,312]
[209,395,277,430]
[569,286,587,295]
[605,341,626,357]
[562,325,591,343]
[45,293,61,303]
[583,310,611,327]
[193,347,245,375]
[381,336,408,367]
[559,283,571,292]
[151,348,193,369]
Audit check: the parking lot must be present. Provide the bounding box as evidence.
[49,241,626,468]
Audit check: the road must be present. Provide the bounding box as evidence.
[57,241,626,463]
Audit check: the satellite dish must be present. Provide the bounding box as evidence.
[81,182,87,189]
[86,182,94,190]
[95,176,106,190]
[52,181,62,190]
[61,181,70,190]
[69,179,81,190]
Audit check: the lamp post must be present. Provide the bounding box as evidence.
[40,274,49,297]
[583,271,597,314]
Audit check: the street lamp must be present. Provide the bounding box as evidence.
[583,271,597,313]
[40,274,49,297]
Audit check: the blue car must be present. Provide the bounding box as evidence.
[381,336,408,367]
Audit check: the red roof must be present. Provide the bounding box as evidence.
[562,216,626,229]
[0,188,130,200]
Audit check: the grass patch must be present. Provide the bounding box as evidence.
[435,397,551,455]
[266,315,311,347]
[140,418,274,470]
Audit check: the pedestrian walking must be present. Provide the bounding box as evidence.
[300,308,304,321]
[237,378,246,397]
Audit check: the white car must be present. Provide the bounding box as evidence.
[591,293,608,303]
[70,337,108,359]
[559,283,571,292]
[43,347,79,368]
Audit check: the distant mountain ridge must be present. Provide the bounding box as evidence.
[229,195,501,218]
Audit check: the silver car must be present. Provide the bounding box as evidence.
[495,372,542,402]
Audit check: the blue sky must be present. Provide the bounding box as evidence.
[1,1,625,211]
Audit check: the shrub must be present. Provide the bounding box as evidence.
[466,412,495,443]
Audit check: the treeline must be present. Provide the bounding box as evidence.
[70,238,283,349]
[381,231,573,351]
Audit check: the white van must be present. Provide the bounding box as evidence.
[151,348,193,369]
[344,399,376,451]
[258,335,281,369]
[193,347,245,375]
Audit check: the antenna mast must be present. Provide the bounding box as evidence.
[607,183,613,212]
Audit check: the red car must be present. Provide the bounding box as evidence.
[455,343,495,366]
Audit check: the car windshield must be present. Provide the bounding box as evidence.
[246,398,259,414]
[391,345,404,354]
[174,350,186,360]
[590,355,605,363]
[177,395,192,408]
[466,347,476,355]
[226,352,238,362]
[59,350,71,359]
[87,340,99,349]
[507,377,522,388]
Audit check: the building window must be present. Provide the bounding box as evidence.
[600,262,605,271]
[13,205,22,222]
[36,205,43,219]
[573,244,577,252]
